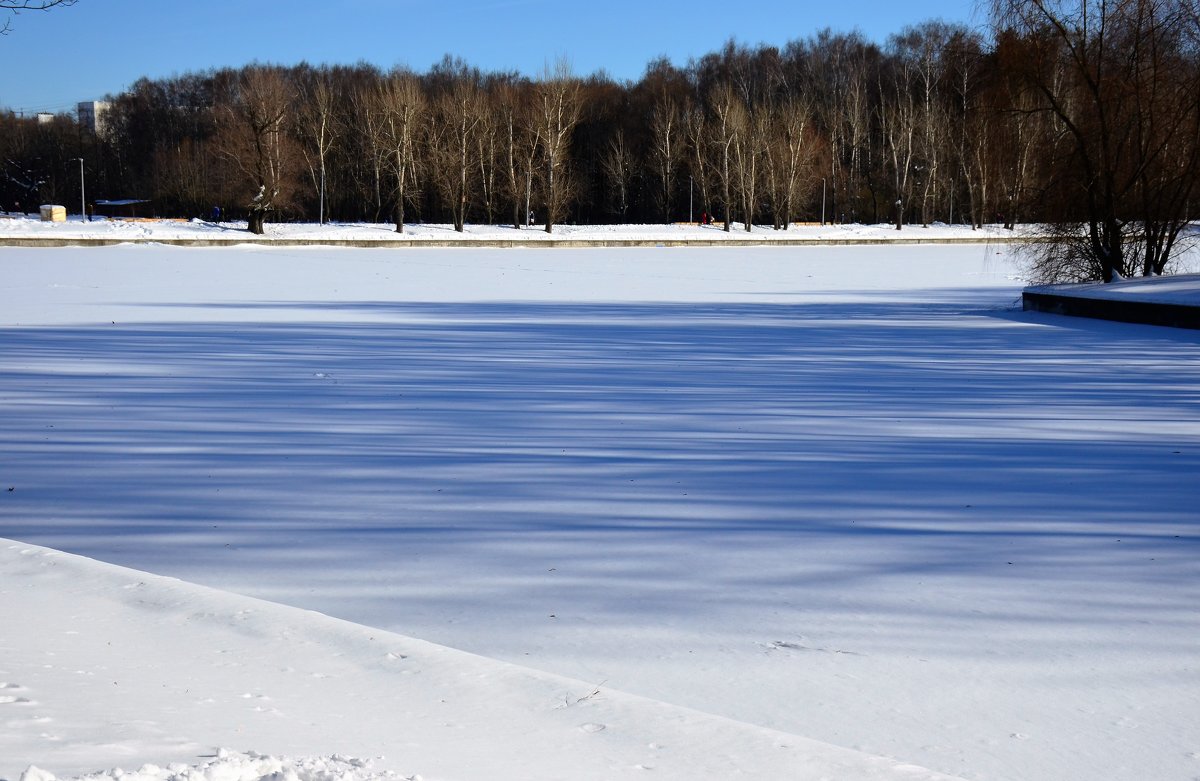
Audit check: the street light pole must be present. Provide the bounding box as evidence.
[689,177,693,223]
[74,158,85,220]
[821,177,826,226]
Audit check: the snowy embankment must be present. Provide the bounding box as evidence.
[17,752,400,781]
[0,214,1018,244]
[1,539,963,781]
[1,233,1198,781]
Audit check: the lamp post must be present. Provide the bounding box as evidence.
[73,158,85,220]
[821,177,826,226]
[689,176,693,223]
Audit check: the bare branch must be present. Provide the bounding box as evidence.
[1,0,76,35]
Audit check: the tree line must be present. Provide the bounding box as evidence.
[3,0,1198,280]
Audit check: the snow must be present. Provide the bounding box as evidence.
[1,221,1199,781]
[3,540,959,781]
[0,214,1017,243]
[20,753,403,781]
[1028,272,1200,306]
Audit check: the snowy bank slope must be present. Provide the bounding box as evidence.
[0,539,964,781]
[16,753,403,781]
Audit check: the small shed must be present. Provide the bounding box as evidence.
[95,199,151,218]
[39,204,67,222]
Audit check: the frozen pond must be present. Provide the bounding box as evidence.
[2,243,1198,781]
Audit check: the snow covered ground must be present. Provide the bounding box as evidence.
[1029,271,1200,305]
[0,214,1016,244]
[1,224,1199,781]
[2,539,963,781]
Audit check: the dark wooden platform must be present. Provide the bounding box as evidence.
[1023,279,1200,330]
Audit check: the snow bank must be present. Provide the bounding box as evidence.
[0,539,967,781]
[21,753,408,781]
[0,214,1019,244]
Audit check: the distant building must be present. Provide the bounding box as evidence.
[77,101,110,136]
[36,112,54,124]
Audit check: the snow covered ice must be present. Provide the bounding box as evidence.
[1,220,1198,780]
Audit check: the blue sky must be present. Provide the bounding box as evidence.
[0,0,982,115]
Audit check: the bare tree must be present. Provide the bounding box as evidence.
[647,98,683,221]
[803,31,879,224]
[475,91,501,225]
[428,76,482,232]
[893,22,958,226]
[152,138,214,217]
[601,127,635,218]
[377,69,425,233]
[295,69,338,224]
[879,44,919,230]
[732,103,764,231]
[1,0,74,35]
[944,29,991,228]
[13,21,1191,240]
[683,96,712,222]
[348,83,389,222]
[764,95,819,229]
[992,31,1050,230]
[491,78,537,229]
[216,66,297,234]
[531,59,582,233]
[993,0,1200,281]
[707,83,743,231]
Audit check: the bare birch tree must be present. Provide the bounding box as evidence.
[348,83,388,222]
[683,97,712,222]
[295,69,338,224]
[532,59,582,233]
[708,83,742,231]
[732,103,764,231]
[648,98,683,221]
[764,95,818,229]
[602,127,635,218]
[429,77,483,232]
[378,69,425,233]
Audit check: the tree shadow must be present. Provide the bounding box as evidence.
[2,295,1198,651]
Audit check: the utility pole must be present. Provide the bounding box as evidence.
[74,158,85,219]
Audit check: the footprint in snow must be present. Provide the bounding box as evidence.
[0,683,34,705]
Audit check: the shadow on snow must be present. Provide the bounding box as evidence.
[2,294,1198,640]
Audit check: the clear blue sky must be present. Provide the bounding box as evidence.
[0,0,983,115]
